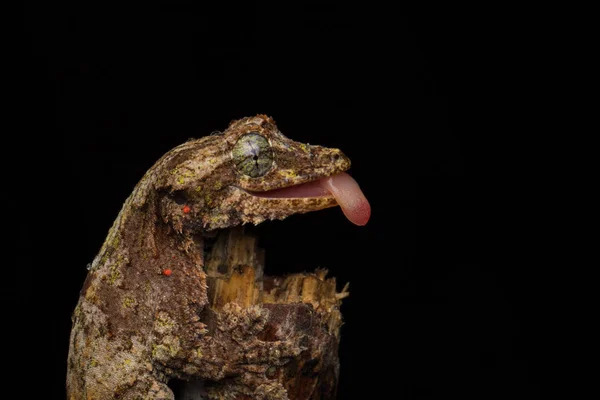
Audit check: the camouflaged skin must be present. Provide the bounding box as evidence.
[67,115,350,399]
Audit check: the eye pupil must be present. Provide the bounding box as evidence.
[232,133,274,178]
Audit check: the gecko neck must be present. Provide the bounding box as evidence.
[90,183,205,274]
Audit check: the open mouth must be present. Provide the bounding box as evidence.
[245,172,371,226]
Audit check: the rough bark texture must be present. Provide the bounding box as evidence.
[189,227,347,399]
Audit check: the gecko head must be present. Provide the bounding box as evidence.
[160,115,369,232]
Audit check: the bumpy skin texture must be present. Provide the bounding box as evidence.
[67,115,350,399]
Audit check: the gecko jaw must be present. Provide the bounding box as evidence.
[243,176,333,199]
[239,172,371,226]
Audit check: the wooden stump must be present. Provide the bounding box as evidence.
[190,227,348,399]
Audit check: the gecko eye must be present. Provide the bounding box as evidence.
[232,133,274,178]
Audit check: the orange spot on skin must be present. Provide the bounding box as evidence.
[183,205,191,214]
[162,269,172,277]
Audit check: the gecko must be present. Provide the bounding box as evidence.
[67,115,370,399]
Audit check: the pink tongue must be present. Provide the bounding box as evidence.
[319,172,371,226]
[249,172,371,225]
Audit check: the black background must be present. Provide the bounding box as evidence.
[18,3,544,399]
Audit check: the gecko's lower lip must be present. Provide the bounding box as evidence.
[246,172,371,226]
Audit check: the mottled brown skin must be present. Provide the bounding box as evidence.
[67,115,350,399]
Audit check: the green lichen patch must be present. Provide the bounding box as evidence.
[172,167,196,185]
[108,263,121,285]
[152,335,181,362]
[154,311,175,334]
[72,303,82,320]
[278,169,297,179]
[152,344,167,360]
[122,296,136,309]
[106,254,128,286]
[162,335,181,357]
[111,234,120,249]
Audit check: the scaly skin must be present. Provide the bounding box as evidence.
[67,115,350,399]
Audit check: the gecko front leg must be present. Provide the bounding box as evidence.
[152,303,302,392]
